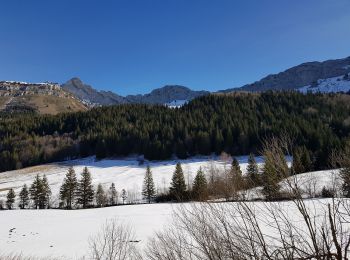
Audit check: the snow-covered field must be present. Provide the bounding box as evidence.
[0,155,266,205]
[0,156,339,259]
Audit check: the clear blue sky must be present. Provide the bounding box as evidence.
[0,0,349,95]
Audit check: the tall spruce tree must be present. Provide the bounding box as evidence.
[142,165,156,203]
[169,162,187,201]
[108,183,118,205]
[30,174,43,209]
[6,188,16,210]
[246,153,260,186]
[340,143,350,197]
[96,184,107,207]
[60,167,78,209]
[40,175,51,209]
[192,167,208,201]
[76,167,95,208]
[230,157,244,200]
[19,184,29,209]
[121,189,127,204]
[261,152,285,201]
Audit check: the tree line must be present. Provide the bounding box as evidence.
[0,91,350,173]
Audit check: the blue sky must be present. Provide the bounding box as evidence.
[0,0,349,95]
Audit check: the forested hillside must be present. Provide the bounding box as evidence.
[1,91,350,172]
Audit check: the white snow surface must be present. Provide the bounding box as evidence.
[164,99,188,108]
[0,155,266,205]
[298,75,350,93]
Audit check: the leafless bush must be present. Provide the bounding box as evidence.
[89,219,141,260]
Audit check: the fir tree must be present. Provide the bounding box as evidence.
[19,184,29,209]
[76,167,95,208]
[142,165,156,203]
[230,157,243,199]
[40,175,51,209]
[169,162,187,201]
[246,153,260,186]
[121,189,127,204]
[30,174,43,209]
[262,154,281,200]
[192,167,208,201]
[6,188,16,210]
[59,166,78,209]
[108,183,118,205]
[96,184,107,207]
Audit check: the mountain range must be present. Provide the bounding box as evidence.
[1,55,350,114]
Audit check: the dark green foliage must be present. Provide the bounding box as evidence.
[6,188,16,209]
[76,167,94,208]
[59,167,78,209]
[142,165,156,203]
[169,162,187,201]
[95,184,107,207]
[29,174,51,209]
[108,183,118,205]
[246,153,260,186]
[292,146,313,175]
[0,92,349,172]
[321,186,335,198]
[19,184,29,209]
[192,167,208,201]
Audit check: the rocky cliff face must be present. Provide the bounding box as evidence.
[62,78,209,106]
[224,56,350,92]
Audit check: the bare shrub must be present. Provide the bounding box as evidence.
[89,219,141,260]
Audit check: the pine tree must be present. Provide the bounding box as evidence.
[6,188,16,209]
[59,166,78,209]
[230,157,243,200]
[246,153,260,186]
[262,154,281,200]
[292,148,304,175]
[40,175,51,209]
[142,165,156,203]
[108,183,118,205]
[76,167,95,208]
[192,167,208,201]
[121,189,127,204]
[30,174,43,209]
[19,184,29,209]
[169,162,187,201]
[96,184,107,207]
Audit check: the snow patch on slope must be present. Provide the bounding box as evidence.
[298,75,350,93]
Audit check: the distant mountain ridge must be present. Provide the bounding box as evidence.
[223,56,350,92]
[61,78,209,106]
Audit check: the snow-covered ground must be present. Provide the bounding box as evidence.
[298,75,350,93]
[0,155,266,205]
[164,99,188,108]
[0,156,341,259]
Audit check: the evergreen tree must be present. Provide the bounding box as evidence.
[142,165,156,203]
[95,184,107,207]
[40,175,51,209]
[6,188,16,209]
[59,166,78,209]
[262,154,281,200]
[192,167,208,201]
[108,183,118,205]
[30,174,43,209]
[169,162,187,201]
[230,157,243,199]
[76,167,95,208]
[246,153,260,186]
[121,189,127,204]
[19,184,29,209]
[292,148,304,175]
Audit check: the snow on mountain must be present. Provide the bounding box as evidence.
[298,74,350,93]
[165,99,188,108]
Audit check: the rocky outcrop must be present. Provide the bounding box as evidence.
[223,56,350,92]
[62,78,209,106]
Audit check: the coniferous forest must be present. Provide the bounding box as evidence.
[1,91,350,173]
